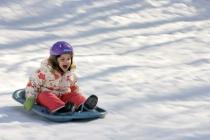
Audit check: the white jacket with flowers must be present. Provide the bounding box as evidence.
[25,59,78,98]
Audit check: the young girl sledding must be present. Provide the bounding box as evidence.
[24,41,98,113]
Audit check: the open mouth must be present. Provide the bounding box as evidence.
[63,65,68,69]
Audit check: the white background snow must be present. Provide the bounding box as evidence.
[1,0,210,139]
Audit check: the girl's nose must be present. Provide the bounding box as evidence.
[64,59,71,64]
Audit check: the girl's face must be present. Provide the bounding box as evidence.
[57,53,72,72]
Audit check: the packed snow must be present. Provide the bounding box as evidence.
[1,0,210,139]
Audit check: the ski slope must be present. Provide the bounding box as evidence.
[1,0,210,139]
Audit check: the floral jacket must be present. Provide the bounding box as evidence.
[25,58,78,98]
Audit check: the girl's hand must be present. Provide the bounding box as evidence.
[70,84,79,93]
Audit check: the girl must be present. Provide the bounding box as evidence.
[24,41,98,113]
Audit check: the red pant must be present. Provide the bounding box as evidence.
[36,91,86,112]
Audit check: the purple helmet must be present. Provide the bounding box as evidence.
[50,41,73,56]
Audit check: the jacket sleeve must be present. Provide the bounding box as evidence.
[69,71,80,93]
[25,70,45,98]
[62,69,80,93]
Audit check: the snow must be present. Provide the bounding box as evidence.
[1,0,210,139]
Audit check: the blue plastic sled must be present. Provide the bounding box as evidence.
[12,89,107,122]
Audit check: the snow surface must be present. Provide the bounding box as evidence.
[1,0,210,139]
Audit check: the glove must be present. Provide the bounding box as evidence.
[70,85,79,93]
[23,96,35,111]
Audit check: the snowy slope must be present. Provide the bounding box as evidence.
[1,0,210,140]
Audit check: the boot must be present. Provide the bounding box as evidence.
[84,95,98,110]
[57,102,76,113]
